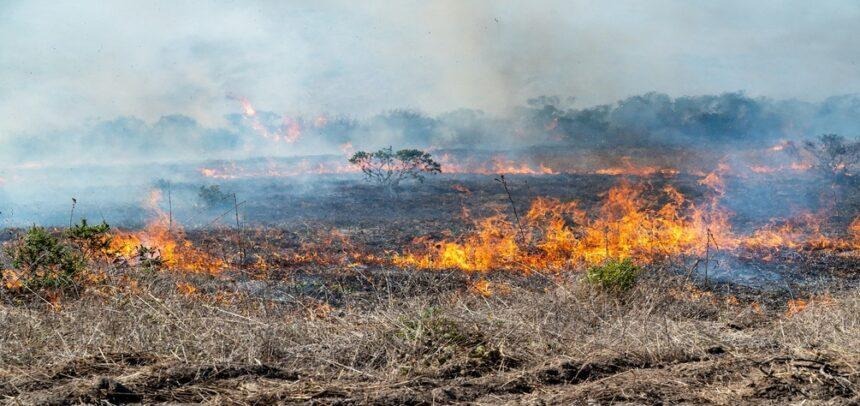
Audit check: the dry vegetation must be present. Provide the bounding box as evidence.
[0,173,858,404]
[1,269,858,404]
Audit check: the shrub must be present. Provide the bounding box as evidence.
[66,218,112,257]
[6,226,84,290]
[803,134,860,181]
[348,147,441,194]
[586,258,639,293]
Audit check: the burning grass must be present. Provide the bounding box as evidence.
[0,171,858,403]
[110,190,226,274]
[394,179,858,274]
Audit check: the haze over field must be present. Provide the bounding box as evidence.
[1,0,859,167]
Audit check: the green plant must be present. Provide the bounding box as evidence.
[586,258,639,293]
[7,226,84,290]
[66,218,112,257]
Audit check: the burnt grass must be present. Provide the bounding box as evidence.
[1,173,859,404]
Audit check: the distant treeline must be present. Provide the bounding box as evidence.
[4,92,859,164]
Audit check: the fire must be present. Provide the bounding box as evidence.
[339,142,354,156]
[229,94,302,144]
[785,294,835,317]
[470,278,493,297]
[110,190,225,274]
[395,182,726,271]
[436,154,557,175]
[394,174,854,273]
[594,157,678,177]
[314,115,328,127]
[199,159,359,179]
[198,154,563,180]
[281,116,302,143]
[747,163,812,174]
[768,141,789,152]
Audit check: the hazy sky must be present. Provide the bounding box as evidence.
[1,0,858,136]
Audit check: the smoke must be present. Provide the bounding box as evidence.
[3,92,859,169]
[3,1,860,137]
[2,1,859,226]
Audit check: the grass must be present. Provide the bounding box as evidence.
[0,267,857,404]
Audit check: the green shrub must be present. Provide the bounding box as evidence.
[66,218,112,256]
[586,258,639,293]
[7,226,84,290]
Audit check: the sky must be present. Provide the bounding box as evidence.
[1,0,859,137]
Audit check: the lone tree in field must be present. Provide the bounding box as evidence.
[349,147,441,193]
[803,134,860,181]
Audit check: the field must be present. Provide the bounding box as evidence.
[1,171,859,404]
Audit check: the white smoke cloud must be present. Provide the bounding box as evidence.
[1,0,859,140]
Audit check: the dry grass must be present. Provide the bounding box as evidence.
[0,267,857,404]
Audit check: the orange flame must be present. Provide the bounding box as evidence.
[230,94,302,144]
[111,190,225,274]
[394,175,853,273]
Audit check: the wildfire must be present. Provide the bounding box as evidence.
[394,174,855,273]
[229,94,302,144]
[395,182,722,271]
[747,163,813,174]
[594,157,678,177]
[110,190,225,274]
[199,159,359,179]
[339,142,354,156]
[436,154,557,175]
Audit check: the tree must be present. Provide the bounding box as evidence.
[803,134,860,181]
[348,147,441,194]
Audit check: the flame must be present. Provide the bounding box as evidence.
[395,182,725,271]
[198,154,563,180]
[339,142,354,156]
[785,294,835,318]
[110,190,225,274]
[594,157,678,177]
[394,175,854,273]
[470,278,493,297]
[199,159,358,179]
[314,115,328,127]
[229,94,302,144]
[436,154,557,175]
[747,163,812,174]
[768,141,790,152]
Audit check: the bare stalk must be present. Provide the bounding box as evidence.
[233,193,245,264]
[69,197,77,228]
[495,174,527,245]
